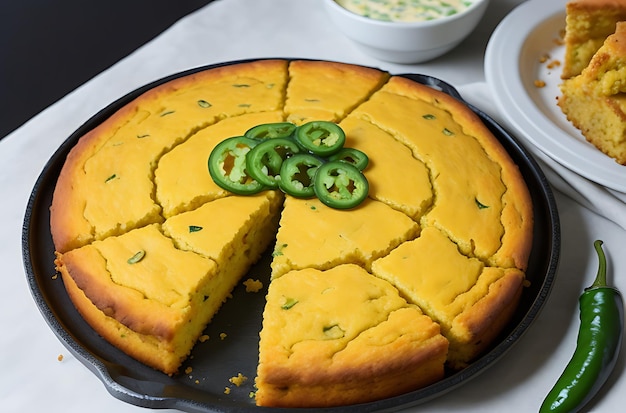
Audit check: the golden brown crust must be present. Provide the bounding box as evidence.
[449,269,525,369]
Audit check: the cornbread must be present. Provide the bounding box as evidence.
[559,21,626,164]
[561,0,626,79]
[255,264,448,407]
[50,59,534,407]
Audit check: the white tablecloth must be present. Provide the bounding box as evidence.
[2,1,625,412]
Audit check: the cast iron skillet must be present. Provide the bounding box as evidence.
[22,59,560,413]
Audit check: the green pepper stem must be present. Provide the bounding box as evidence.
[588,240,607,289]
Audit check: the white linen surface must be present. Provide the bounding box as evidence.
[1,1,625,412]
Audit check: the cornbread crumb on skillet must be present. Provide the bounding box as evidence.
[561,0,626,79]
[559,21,626,164]
[50,59,533,406]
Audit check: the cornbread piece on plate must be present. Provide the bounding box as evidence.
[559,21,626,164]
[561,0,626,79]
[255,264,449,408]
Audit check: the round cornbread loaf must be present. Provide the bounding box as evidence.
[50,59,533,407]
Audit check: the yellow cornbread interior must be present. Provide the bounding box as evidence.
[270,197,420,278]
[561,0,626,79]
[50,60,533,405]
[255,264,449,407]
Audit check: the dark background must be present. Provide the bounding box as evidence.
[0,0,214,140]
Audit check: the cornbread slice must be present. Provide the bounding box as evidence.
[352,76,533,271]
[255,264,449,407]
[559,21,626,164]
[285,60,389,124]
[339,116,433,220]
[55,190,282,375]
[561,0,626,79]
[371,226,525,369]
[155,111,284,217]
[270,197,420,278]
[50,59,288,253]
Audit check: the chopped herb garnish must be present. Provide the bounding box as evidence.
[232,84,250,88]
[127,250,146,264]
[304,98,320,102]
[137,134,150,139]
[160,110,175,117]
[281,298,298,310]
[197,99,211,108]
[189,225,203,233]
[272,243,288,257]
[238,103,251,108]
[105,174,117,183]
[323,324,345,339]
[442,128,455,136]
[475,198,489,209]
[423,114,436,120]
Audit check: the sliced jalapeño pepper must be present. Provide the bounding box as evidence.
[328,147,369,171]
[295,121,345,156]
[208,136,265,195]
[278,154,323,198]
[244,122,297,141]
[314,161,369,209]
[245,138,300,188]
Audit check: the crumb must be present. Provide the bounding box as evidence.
[220,332,227,340]
[185,366,193,375]
[195,379,200,384]
[52,274,58,280]
[229,373,248,387]
[534,79,546,88]
[539,54,550,63]
[224,387,231,394]
[547,59,561,69]
[199,334,210,342]
[57,354,64,362]
[243,278,263,293]
[249,391,256,399]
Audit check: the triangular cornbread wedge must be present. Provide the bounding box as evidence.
[351,77,533,270]
[559,21,626,164]
[270,197,420,278]
[371,226,525,369]
[561,0,626,79]
[285,60,389,124]
[255,264,448,407]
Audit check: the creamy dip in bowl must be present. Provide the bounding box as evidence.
[324,0,489,63]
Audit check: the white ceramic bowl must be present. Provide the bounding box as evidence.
[323,0,490,64]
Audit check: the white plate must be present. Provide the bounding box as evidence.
[485,0,626,193]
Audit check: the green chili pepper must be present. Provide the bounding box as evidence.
[278,153,323,198]
[294,121,346,156]
[540,240,623,413]
[245,138,300,188]
[327,147,369,171]
[244,122,297,141]
[313,160,369,209]
[208,136,266,195]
